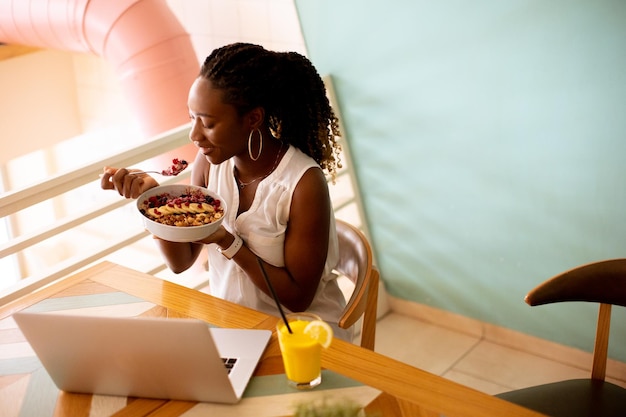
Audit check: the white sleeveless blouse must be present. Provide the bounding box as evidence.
[206,145,350,341]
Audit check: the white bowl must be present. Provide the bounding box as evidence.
[136,184,226,243]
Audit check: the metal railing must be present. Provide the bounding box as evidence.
[0,125,192,303]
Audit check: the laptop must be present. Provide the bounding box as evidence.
[13,311,271,404]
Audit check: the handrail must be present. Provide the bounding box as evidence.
[2,229,153,304]
[0,173,188,304]
[0,173,188,259]
[0,124,192,304]
[0,124,191,217]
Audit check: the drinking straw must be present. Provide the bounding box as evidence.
[256,257,292,333]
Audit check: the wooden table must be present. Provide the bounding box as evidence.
[0,262,546,417]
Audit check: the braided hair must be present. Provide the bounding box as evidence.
[199,43,342,181]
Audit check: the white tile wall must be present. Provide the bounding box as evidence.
[166,0,306,63]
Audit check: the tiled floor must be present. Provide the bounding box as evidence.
[370,309,626,396]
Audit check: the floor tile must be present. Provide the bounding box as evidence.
[373,313,480,375]
[441,369,511,395]
[448,340,589,392]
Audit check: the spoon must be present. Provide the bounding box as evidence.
[129,158,188,176]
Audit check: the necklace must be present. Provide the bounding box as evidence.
[234,143,285,190]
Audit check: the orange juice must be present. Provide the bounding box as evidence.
[277,313,322,389]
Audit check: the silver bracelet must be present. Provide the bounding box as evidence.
[217,234,243,260]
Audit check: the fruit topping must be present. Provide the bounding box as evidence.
[161,158,188,176]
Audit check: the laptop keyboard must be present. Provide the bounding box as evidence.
[222,357,238,374]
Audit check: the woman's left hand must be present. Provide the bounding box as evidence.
[195,225,231,248]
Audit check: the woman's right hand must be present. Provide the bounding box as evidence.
[101,166,159,199]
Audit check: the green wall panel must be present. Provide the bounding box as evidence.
[296,0,626,361]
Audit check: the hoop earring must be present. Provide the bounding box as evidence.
[248,128,263,161]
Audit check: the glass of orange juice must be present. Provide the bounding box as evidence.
[276,312,333,389]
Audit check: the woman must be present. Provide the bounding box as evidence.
[101,43,350,341]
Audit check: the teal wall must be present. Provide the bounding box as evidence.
[296,0,626,362]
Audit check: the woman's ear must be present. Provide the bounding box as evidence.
[246,106,265,129]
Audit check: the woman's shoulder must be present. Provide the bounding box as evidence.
[271,145,319,184]
[285,144,319,169]
[279,146,328,196]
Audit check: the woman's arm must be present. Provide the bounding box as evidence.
[202,167,331,312]
[280,167,331,309]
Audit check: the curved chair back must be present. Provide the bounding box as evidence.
[525,258,626,308]
[334,219,379,350]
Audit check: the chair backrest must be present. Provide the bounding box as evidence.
[334,219,379,350]
[525,258,626,380]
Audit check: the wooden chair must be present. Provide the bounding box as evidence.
[334,219,380,350]
[497,258,626,417]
